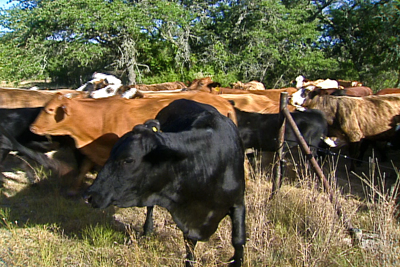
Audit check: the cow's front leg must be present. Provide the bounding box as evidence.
[184,235,197,267]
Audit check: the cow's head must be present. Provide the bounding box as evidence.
[186,77,221,93]
[76,79,108,93]
[290,85,316,111]
[30,93,73,136]
[90,84,122,98]
[84,120,185,209]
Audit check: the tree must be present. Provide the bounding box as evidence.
[322,0,400,88]
[0,0,193,85]
[185,0,338,87]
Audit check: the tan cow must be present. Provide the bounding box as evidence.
[0,88,87,108]
[337,79,363,88]
[303,94,400,168]
[231,81,266,90]
[219,94,296,113]
[304,94,400,142]
[132,81,187,91]
[374,88,400,96]
[185,77,297,102]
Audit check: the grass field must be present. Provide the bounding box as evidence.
[0,151,399,266]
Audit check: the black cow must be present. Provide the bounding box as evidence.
[234,108,329,155]
[0,107,58,165]
[0,107,84,192]
[84,99,246,266]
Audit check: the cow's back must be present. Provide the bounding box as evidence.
[139,92,237,123]
[344,86,373,97]
[375,88,400,95]
[0,88,86,108]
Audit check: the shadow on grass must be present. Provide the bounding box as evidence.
[0,154,117,239]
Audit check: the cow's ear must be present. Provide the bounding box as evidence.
[144,145,186,164]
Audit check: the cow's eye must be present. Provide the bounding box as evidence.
[123,158,134,164]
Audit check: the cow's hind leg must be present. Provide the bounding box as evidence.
[228,204,246,266]
[143,206,154,236]
[183,235,197,267]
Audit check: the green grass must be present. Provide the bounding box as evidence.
[0,152,399,266]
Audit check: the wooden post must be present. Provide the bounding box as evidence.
[280,104,354,231]
[270,92,287,199]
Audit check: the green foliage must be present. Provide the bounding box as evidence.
[0,0,399,86]
[323,0,400,87]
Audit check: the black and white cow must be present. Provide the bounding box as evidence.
[234,107,332,155]
[84,99,246,266]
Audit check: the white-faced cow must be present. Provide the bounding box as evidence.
[291,86,373,111]
[76,72,122,98]
[84,99,246,266]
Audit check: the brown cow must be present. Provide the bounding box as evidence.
[374,88,400,95]
[343,86,373,97]
[231,81,266,90]
[337,79,363,88]
[185,77,221,92]
[219,94,296,113]
[0,88,87,108]
[216,87,298,102]
[132,81,187,91]
[302,94,400,169]
[291,86,373,110]
[185,77,296,102]
[30,92,237,192]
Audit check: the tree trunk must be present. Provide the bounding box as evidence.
[127,64,136,85]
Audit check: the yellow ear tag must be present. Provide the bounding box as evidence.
[152,126,158,132]
[215,86,220,92]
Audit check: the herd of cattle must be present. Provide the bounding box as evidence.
[2,73,400,266]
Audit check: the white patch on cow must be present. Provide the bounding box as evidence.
[29,86,39,90]
[90,84,121,98]
[295,75,304,88]
[76,82,89,91]
[92,73,122,86]
[64,93,74,99]
[322,137,337,147]
[290,86,315,110]
[121,87,138,99]
[77,73,122,92]
[291,88,305,106]
[314,79,339,89]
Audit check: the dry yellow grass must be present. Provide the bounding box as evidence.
[0,151,399,266]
